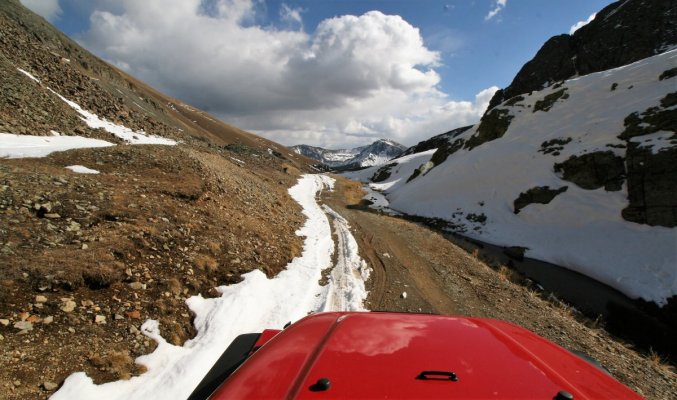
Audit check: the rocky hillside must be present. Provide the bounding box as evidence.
[290,139,406,170]
[0,0,310,157]
[0,1,315,399]
[488,0,676,109]
[344,1,676,307]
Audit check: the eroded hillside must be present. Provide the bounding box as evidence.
[0,1,315,398]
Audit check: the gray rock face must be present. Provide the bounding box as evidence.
[371,163,397,183]
[464,108,514,150]
[533,88,569,113]
[400,125,472,157]
[554,151,626,192]
[488,0,677,110]
[513,186,569,214]
[623,145,677,227]
[619,88,677,227]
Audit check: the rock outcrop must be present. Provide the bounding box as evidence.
[487,0,677,110]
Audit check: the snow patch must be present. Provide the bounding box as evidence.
[362,186,390,210]
[630,131,676,155]
[16,68,176,146]
[65,165,100,174]
[47,88,177,145]
[0,133,114,158]
[17,68,40,83]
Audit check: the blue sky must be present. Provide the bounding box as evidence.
[259,0,613,100]
[22,0,615,148]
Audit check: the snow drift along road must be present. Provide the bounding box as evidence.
[52,174,370,400]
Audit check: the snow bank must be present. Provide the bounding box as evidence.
[342,150,435,213]
[49,88,177,146]
[367,50,677,305]
[0,133,114,158]
[343,149,436,193]
[52,174,369,400]
[65,165,100,174]
[16,68,177,146]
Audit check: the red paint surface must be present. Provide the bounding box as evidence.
[210,312,643,399]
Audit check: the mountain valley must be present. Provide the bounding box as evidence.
[0,0,676,399]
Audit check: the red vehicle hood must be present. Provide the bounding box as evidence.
[211,312,642,399]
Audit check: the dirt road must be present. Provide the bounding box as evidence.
[321,175,677,399]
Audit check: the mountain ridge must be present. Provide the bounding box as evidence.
[487,0,677,110]
[290,138,406,170]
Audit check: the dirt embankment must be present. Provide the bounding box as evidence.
[322,176,677,400]
[0,143,305,399]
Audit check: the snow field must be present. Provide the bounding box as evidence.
[0,133,114,158]
[52,174,370,399]
[347,50,677,305]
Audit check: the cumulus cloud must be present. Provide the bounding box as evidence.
[20,0,62,21]
[569,12,596,35]
[280,3,303,29]
[485,0,507,21]
[76,0,492,148]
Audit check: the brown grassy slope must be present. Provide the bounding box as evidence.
[0,1,315,398]
[0,0,310,165]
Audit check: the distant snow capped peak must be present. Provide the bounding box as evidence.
[289,139,407,170]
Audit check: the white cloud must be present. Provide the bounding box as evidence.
[280,3,303,29]
[485,0,507,21]
[77,0,488,148]
[569,12,596,35]
[20,0,62,21]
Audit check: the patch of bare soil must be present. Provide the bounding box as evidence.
[0,143,304,399]
[323,176,677,400]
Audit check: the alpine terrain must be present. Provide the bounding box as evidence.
[289,139,406,170]
[345,0,677,362]
[0,0,675,399]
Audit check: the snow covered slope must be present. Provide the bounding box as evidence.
[290,139,406,169]
[346,49,677,306]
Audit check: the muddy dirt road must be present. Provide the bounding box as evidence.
[321,176,676,399]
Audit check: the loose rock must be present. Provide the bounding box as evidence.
[13,321,33,331]
[60,300,76,313]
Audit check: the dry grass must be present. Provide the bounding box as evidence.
[108,350,137,380]
[497,265,512,282]
[193,254,218,272]
[586,314,605,330]
[88,350,146,381]
[647,348,668,368]
[337,177,367,205]
[525,286,541,300]
[206,240,222,255]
